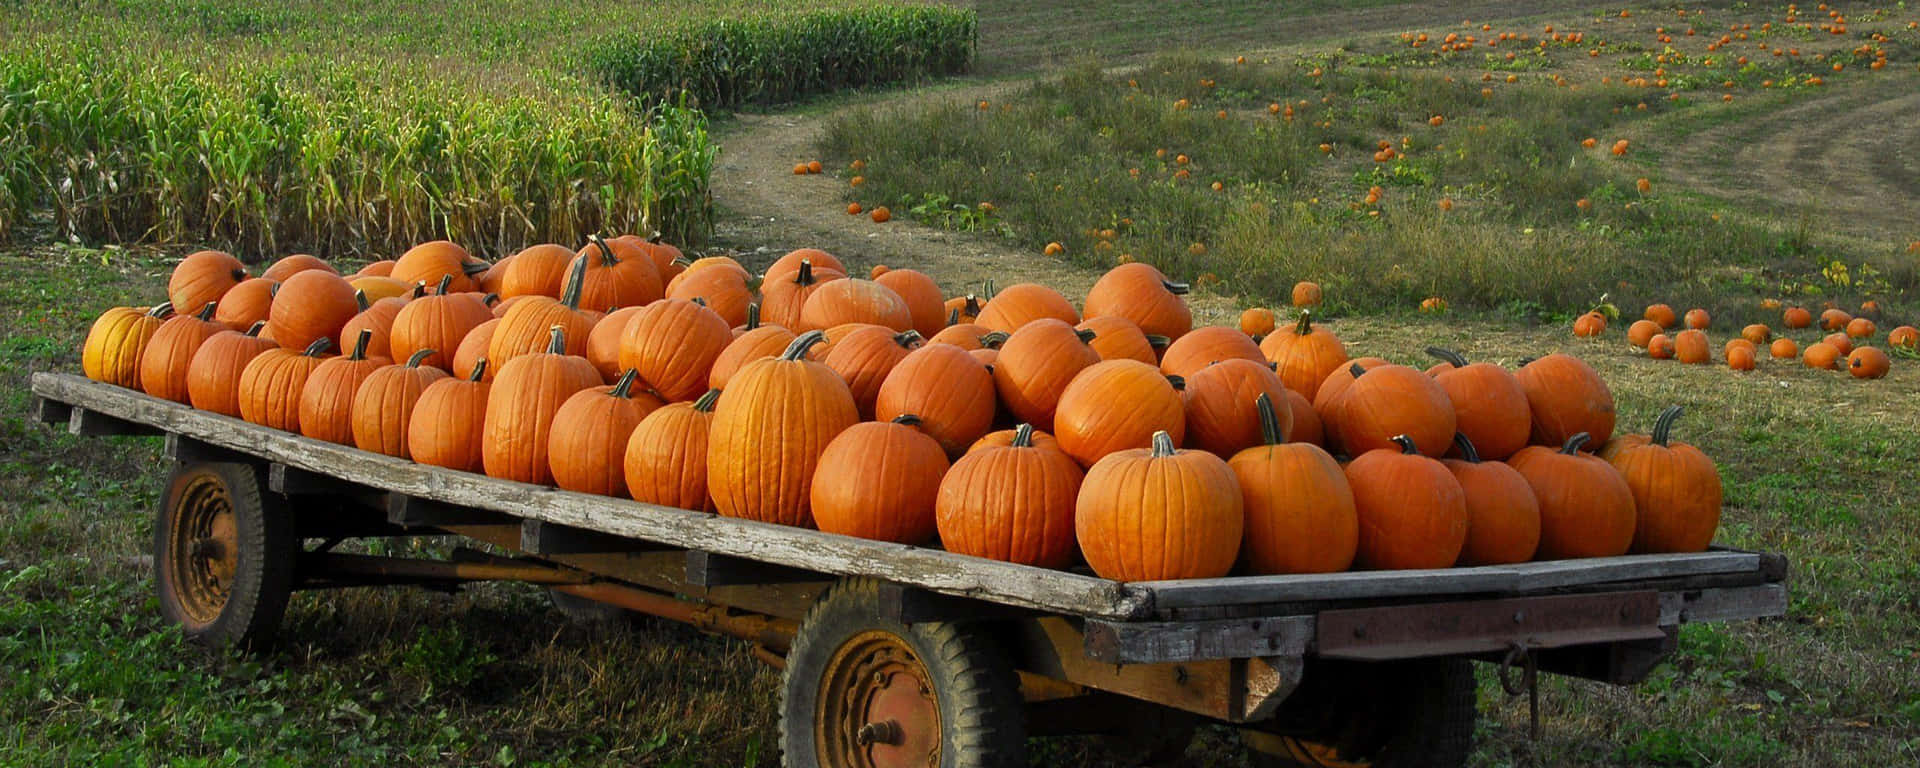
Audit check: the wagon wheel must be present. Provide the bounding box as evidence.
[1242,658,1476,768]
[153,461,295,650]
[546,588,633,625]
[780,578,1025,768]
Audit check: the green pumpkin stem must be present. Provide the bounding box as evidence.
[1254,392,1285,446]
[745,302,761,330]
[964,294,981,316]
[671,255,693,268]
[1293,310,1313,335]
[435,274,453,296]
[1145,334,1172,350]
[1165,374,1185,391]
[1349,362,1368,378]
[796,259,816,285]
[412,280,429,299]
[1651,406,1683,447]
[947,307,960,326]
[1075,328,1098,344]
[148,301,175,318]
[894,330,923,348]
[348,328,372,361]
[468,359,488,381]
[588,235,613,267]
[609,368,639,398]
[354,289,370,312]
[982,279,995,299]
[405,349,435,368]
[483,293,500,306]
[1559,432,1592,454]
[1011,423,1035,448]
[244,321,266,337]
[230,267,248,282]
[1163,278,1190,296]
[1150,430,1178,457]
[545,325,568,354]
[1390,434,1420,455]
[979,330,1009,349]
[560,250,589,310]
[269,282,280,298]
[689,296,708,307]
[782,330,828,360]
[193,302,216,321]
[890,413,923,426]
[462,259,490,277]
[693,388,722,412]
[1426,347,1469,369]
[1452,432,1481,463]
[302,337,333,357]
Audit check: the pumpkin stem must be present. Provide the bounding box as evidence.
[462,258,490,276]
[1518,356,1537,367]
[269,282,280,298]
[1426,347,1469,369]
[434,274,453,296]
[302,337,333,357]
[230,267,247,282]
[588,235,613,267]
[978,330,1009,349]
[560,249,589,310]
[1145,334,1172,350]
[745,302,761,330]
[354,289,370,312]
[1349,362,1367,378]
[1390,434,1419,455]
[1651,405,1683,447]
[1293,310,1313,335]
[893,330,923,348]
[963,294,981,316]
[194,301,217,321]
[468,359,488,381]
[782,330,827,360]
[1162,278,1190,296]
[687,296,707,307]
[795,259,816,285]
[1559,432,1592,455]
[982,279,995,299]
[693,388,722,412]
[348,328,372,361]
[545,325,568,354]
[1452,432,1481,463]
[609,368,639,398]
[1165,374,1185,391]
[1150,430,1178,457]
[890,413,923,426]
[1074,328,1098,344]
[405,348,435,368]
[671,256,693,268]
[244,321,267,337]
[947,307,959,326]
[1254,392,1284,446]
[148,301,175,318]
[1011,423,1035,448]
[482,292,500,306]
[412,281,429,299]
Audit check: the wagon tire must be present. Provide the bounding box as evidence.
[1241,658,1476,768]
[153,461,295,651]
[780,578,1026,768]
[546,587,633,626]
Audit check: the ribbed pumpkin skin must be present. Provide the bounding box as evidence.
[1311,357,1388,422]
[139,309,225,403]
[489,296,593,368]
[187,327,278,416]
[710,324,796,391]
[822,328,920,418]
[1509,437,1636,559]
[1083,263,1192,341]
[1444,452,1541,566]
[936,433,1083,568]
[975,283,1079,334]
[408,369,491,472]
[875,343,996,457]
[270,270,359,352]
[391,240,475,293]
[942,293,984,325]
[168,250,247,314]
[665,266,752,326]
[1331,364,1457,458]
[390,290,492,372]
[350,276,411,303]
[355,259,397,278]
[1076,316,1157,364]
[351,355,449,458]
[765,248,845,283]
[548,376,665,497]
[1232,441,1355,575]
[1344,443,1469,569]
[624,392,719,512]
[1158,326,1264,380]
[811,420,950,544]
[1608,409,1720,554]
[498,243,575,299]
[799,279,912,332]
[619,298,733,402]
[568,246,664,312]
[992,318,1101,426]
[1283,389,1323,447]
[1184,358,1291,458]
[339,296,406,361]
[875,269,947,339]
[761,261,844,331]
[451,318,499,381]
[482,341,602,485]
[214,277,277,330]
[1239,308,1276,337]
[298,335,391,445]
[83,304,172,387]
[1053,360,1185,468]
[1517,354,1616,449]
[586,306,643,381]
[1077,435,1244,581]
[1260,312,1348,399]
[1428,353,1531,461]
[968,427,1064,455]
[708,337,860,528]
[261,253,334,282]
[237,343,331,432]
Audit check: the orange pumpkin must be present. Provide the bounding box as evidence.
[237,337,334,431]
[390,277,493,372]
[1887,325,1918,351]
[138,302,225,403]
[992,318,1102,426]
[1768,338,1799,360]
[1231,393,1356,574]
[1740,324,1771,345]
[1077,431,1243,581]
[1509,432,1637,559]
[1626,319,1660,348]
[764,248,847,286]
[1647,334,1675,359]
[498,243,576,299]
[338,288,409,362]
[1329,364,1457,458]
[269,270,358,352]
[1782,306,1813,329]
[975,283,1079,333]
[1727,344,1757,371]
[408,360,492,472]
[1847,347,1890,379]
[1444,434,1541,565]
[585,306,642,381]
[1054,359,1186,468]
[1260,311,1348,399]
[83,302,175,388]
[549,370,665,496]
[1818,308,1852,332]
[665,264,753,327]
[799,278,912,332]
[1283,389,1322,446]
[1238,307,1276,338]
[761,258,844,330]
[567,237,664,312]
[354,259,396,278]
[1803,341,1841,369]
[942,290,986,326]
[1312,357,1388,428]
[482,326,603,484]
[167,250,247,315]
[1158,325,1264,380]
[937,423,1083,568]
[1083,263,1193,340]
[619,297,733,402]
[1290,281,1322,308]
[1845,317,1876,339]
[260,254,334,282]
[298,329,391,445]
[187,322,277,417]
[810,416,950,544]
[349,275,412,304]
[1423,348,1530,461]
[490,257,596,367]
[1608,407,1720,553]
[1683,308,1710,330]
[1673,329,1710,364]
[351,349,449,458]
[875,268,948,339]
[822,327,922,418]
[708,331,861,528]
[624,388,721,512]
[451,318,500,381]
[928,322,993,350]
[1344,435,1469,569]
[711,314,797,391]
[1824,332,1854,356]
[391,240,479,293]
[1517,354,1615,449]
[1183,358,1291,458]
[1571,312,1607,337]
[875,342,997,457]
[1075,315,1159,364]
[214,277,277,331]
[1643,303,1678,329]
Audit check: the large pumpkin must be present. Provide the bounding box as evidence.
[351,349,449,459]
[1425,348,1531,460]
[708,332,861,527]
[765,248,847,286]
[1608,407,1720,553]
[665,265,752,327]
[811,415,950,545]
[391,240,479,293]
[1509,432,1637,559]
[586,306,643,381]
[83,302,174,388]
[624,389,721,512]
[237,337,334,431]
[489,256,595,366]
[167,250,247,315]
[408,360,491,472]
[1053,359,1186,468]
[1283,389,1323,447]
[1443,433,1541,565]
[567,236,664,312]
[1343,435,1469,569]
[338,288,409,362]
[1077,431,1244,581]
[298,329,392,445]
[390,276,493,371]
[1260,311,1348,399]
[482,327,603,485]
[260,253,334,282]
[498,243,576,299]
[799,278,912,332]
[187,322,277,416]
[760,258,844,331]
[823,327,922,418]
[875,342,997,457]
[1516,353,1615,449]
[711,312,797,391]
[1076,315,1159,364]
[1184,358,1291,458]
[214,277,277,331]
[975,283,1079,333]
[138,302,224,403]
[936,424,1083,568]
[992,318,1102,426]
[1083,263,1192,340]
[1231,393,1356,574]
[619,297,733,402]
[549,370,666,497]
[875,268,947,339]
[1330,364,1456,458]
[270,269,359,352]
[1158,325,1264,380]
[450,318,500,381]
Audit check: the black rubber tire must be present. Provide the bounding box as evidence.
[546,587,633,625]
[1242,658,1476,768]
[780,578,1026,768]
[153,461,295,650]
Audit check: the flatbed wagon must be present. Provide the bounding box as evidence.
[30,370,1788,767]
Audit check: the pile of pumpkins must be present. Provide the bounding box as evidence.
[81,240,1723,582]
[1572,301,1911,378]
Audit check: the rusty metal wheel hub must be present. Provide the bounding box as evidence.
[818,630,941,768]
[165,473,239,628]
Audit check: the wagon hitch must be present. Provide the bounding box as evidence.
[1498,640,1541,740]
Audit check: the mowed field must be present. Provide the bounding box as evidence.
[4,2,1920,767]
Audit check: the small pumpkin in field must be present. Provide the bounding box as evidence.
[1291,281,1322,308]
[298,329,392,445]
[1683,308,1710,330]
[1158,325,1264,380]
[1643,303,1678,329]
[1517,354,1615,449]
[1626,319,1660,348]
[483,326,603,485]
[1740,324,1771,345]
[1847,347,1890,379]
[214,277,277,331]
[1845,317,1876,339]
[549,370,666,497]
[1260,311,1349,399]
[938,424,1083,568]
[1727,344,1757,371]
[1424,348,1530,461]
[237,337,334,432]
[1607,407,1720,553]
[1782,306,1813,329]
[409,360,492,472]
[1075,315,1159,364]
[1239,307,1276,338]
[1509,432,1637,559]
[1819,308,1852,332]
[1231,393,1356,574]
[1054,359,1186,468]
[352,349,449,459]
[167,250,247,315]
[1887,326,1917,351]
[1802,341,1841,369]
[1344,435,1469,569]
[1331,364,1457,458]
[391,276,494,371]
[975,283,1080,333]
[992,318,1102,426]
[625,389,721,512]
[875,342,997,457]
[708,331,861,528]
[187,322,277,417]
[1769,337,1798,360]
[1083,262,1193,340]
[83,302,175,388]
[823,327,923,418]
[139,302,224,403]
[876,268,949,339]
[391,240,480,293]
[1184,358,1291,458]
[1823,332,1854,357]
[811,415,950,545]
[1572,312,1607,337]
[1444,434,1541,565]
[1077,431,1244,581]
[619,297,733,401]
[1673,329,1710,364]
